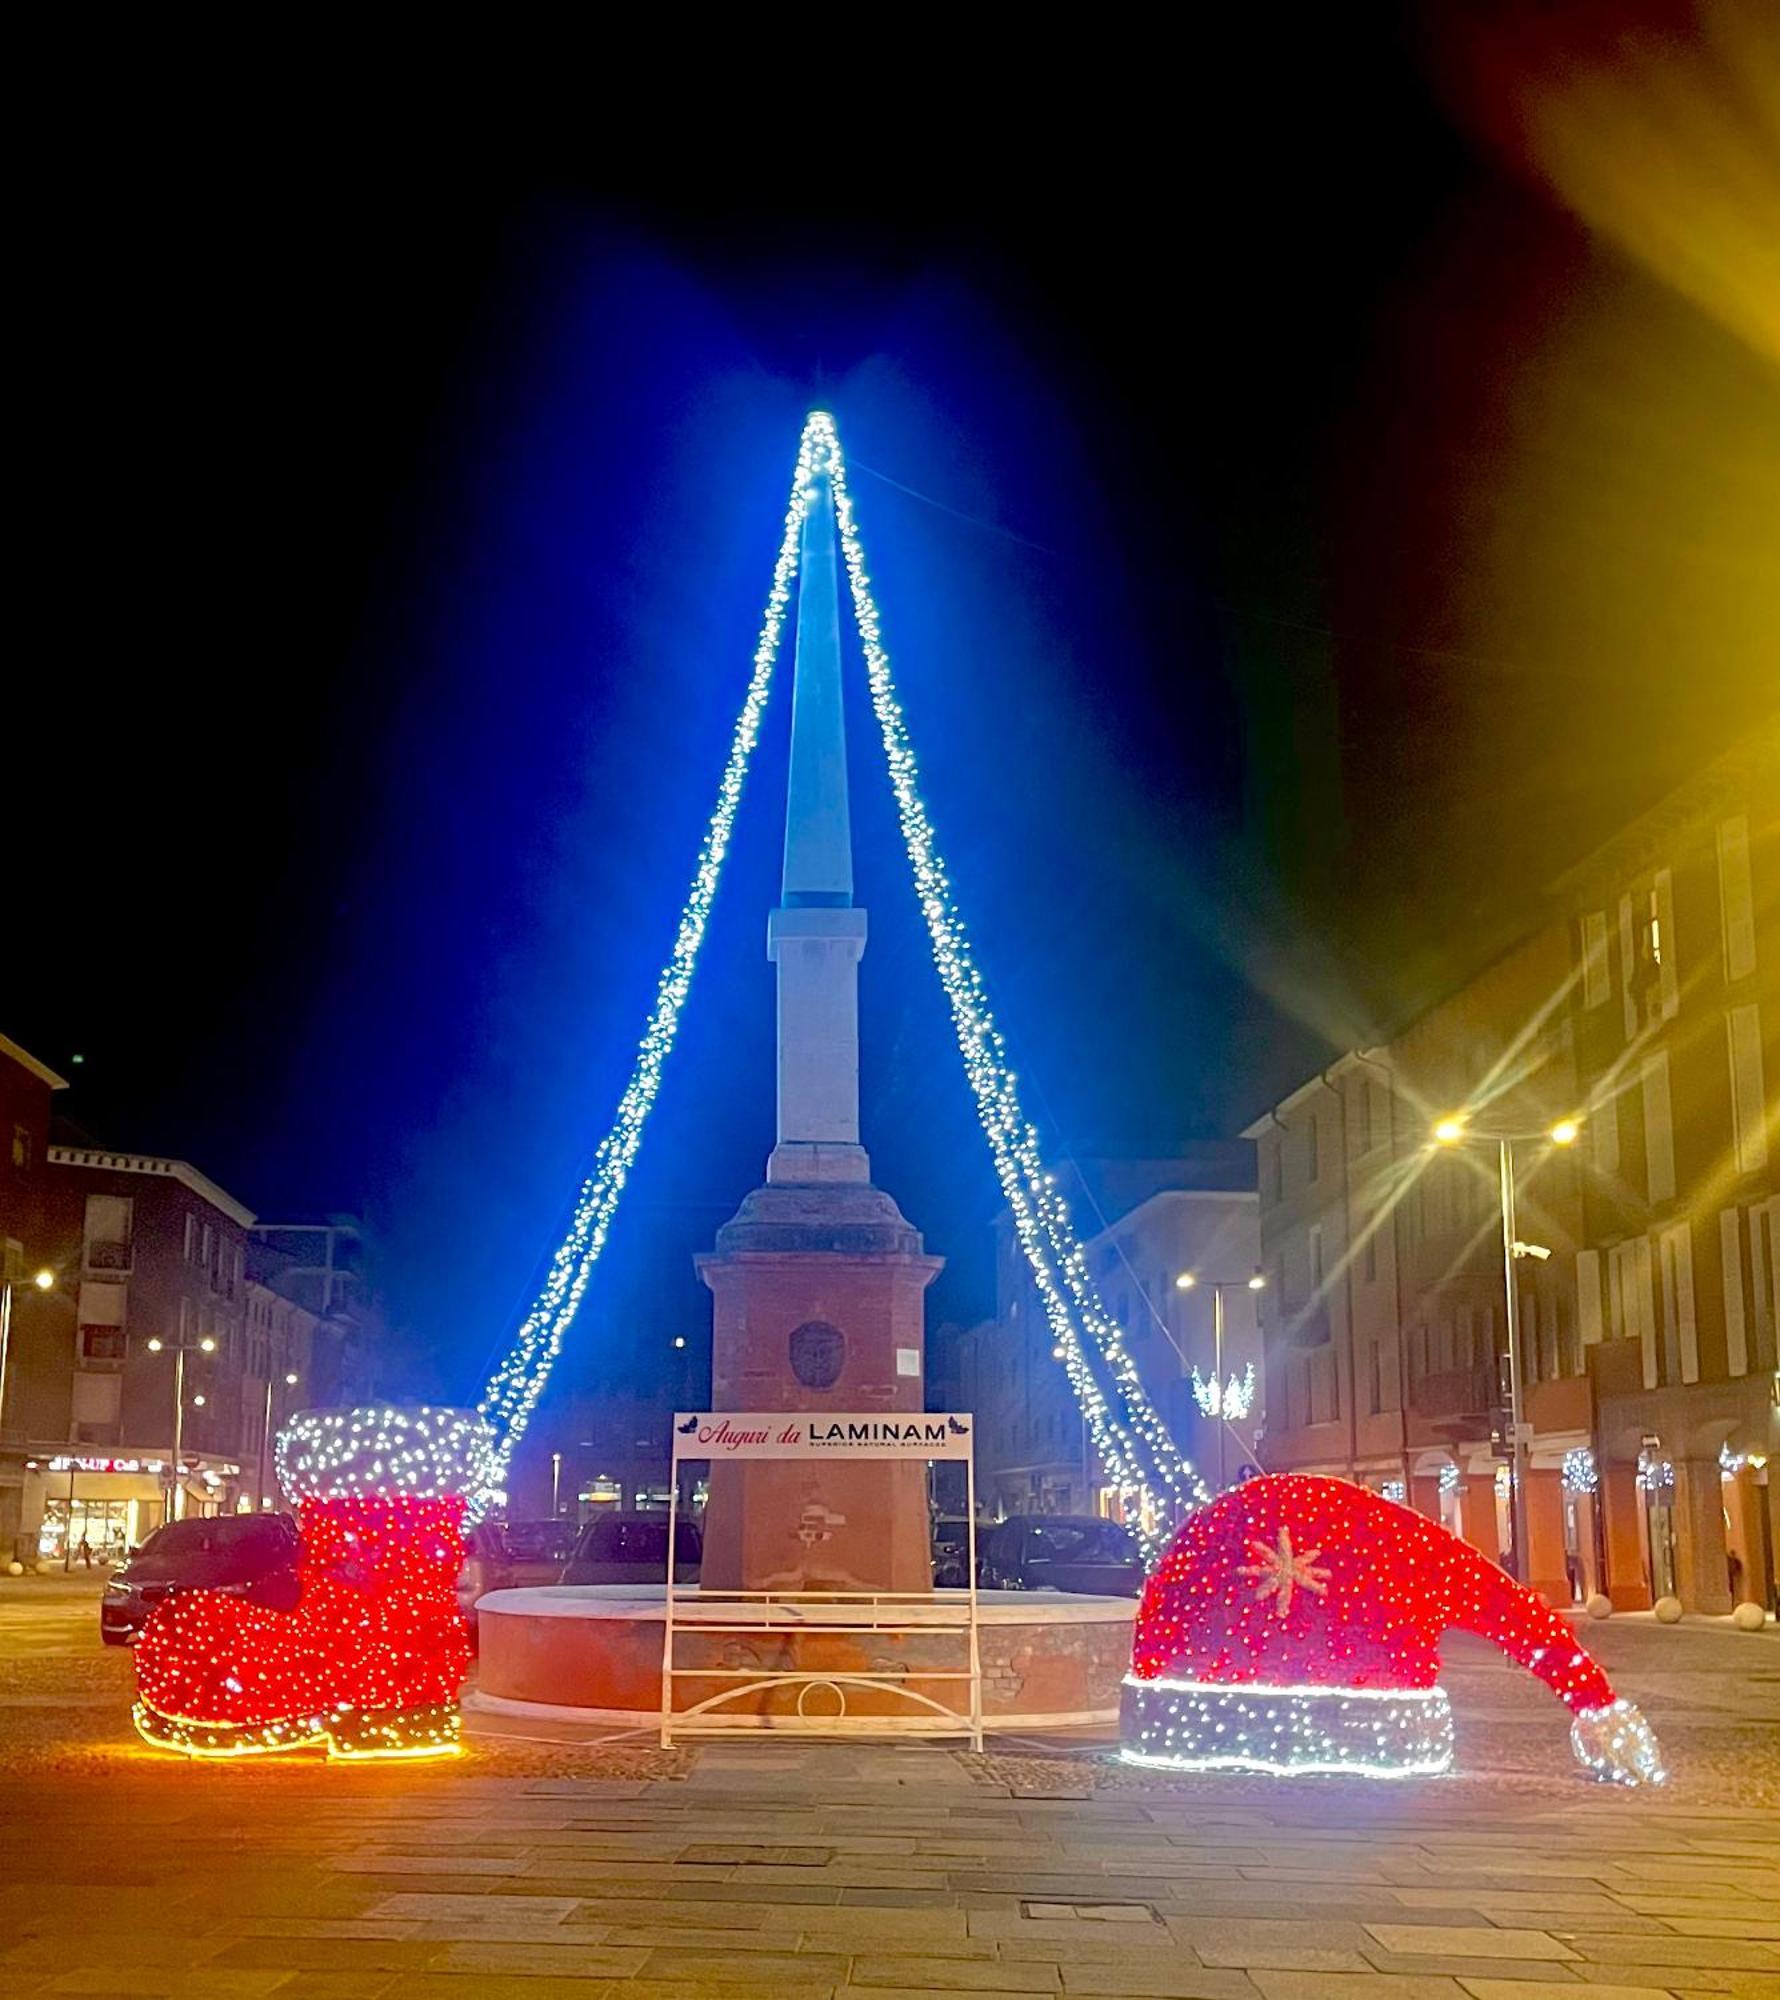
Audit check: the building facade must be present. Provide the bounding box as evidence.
[2,1145,344,1563]
[1247,721,1779,1615]
[0,1034,69,1559]
[960,1147,1261,1521]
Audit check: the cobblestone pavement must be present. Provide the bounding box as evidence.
[1,1579,1776,1998]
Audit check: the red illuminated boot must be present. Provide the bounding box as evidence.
[134,1406,494,1760]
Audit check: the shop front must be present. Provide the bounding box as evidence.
[33,1453,244,1566]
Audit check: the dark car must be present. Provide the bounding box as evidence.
[457,1518,583,1626]
[100,1513,302,1645]
[978,1515,1144,1596]
[932,1516,974,1589]
[562,1512,702,1586]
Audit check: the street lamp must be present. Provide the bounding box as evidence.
[1171,1270,1267,1490]
[1432,1114,1580,1580]
[257,1370,299,1513]
[145,1333,216,1522]
[0,1265,57,1441]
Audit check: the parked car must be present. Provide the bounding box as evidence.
[977,1515,1144,1596]
[457,1518,582,1626]
[932,1516,974,1589]
[561,1511,702,1586]
[100,1513,302,1646]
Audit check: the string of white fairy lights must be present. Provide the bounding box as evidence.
[479,410,1207,1529]
[822,415,1206,1522]
[477,421,823,1478]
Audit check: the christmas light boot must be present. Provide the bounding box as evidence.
[1123,1474,1665,1784]
[134,1406,495,1760]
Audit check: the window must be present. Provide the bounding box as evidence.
[1271,1138,1284,1203]
[79,1325,126,1365]
[1307,1115,1320,1183]
[83,1194,133,1273]
[1592,1092,1621,1176]
[1721,1210,1749,1377]
[1718,815,1757,982]
[1727,1003,1768,1175]
[1641,1052,1676,1205]
[1658,1223,1698,1385]
[1366,1081,1388,1152]
[1308,1223,1324,1293]
[1577,1249,1604,1347]
[1581,910,1611,1009]
[11,1123,29,1172]
[1363,1222,1377,1284]
[1617,893,1640,1041]
[184,1214,197,1262]
[1650,870,1679,1021]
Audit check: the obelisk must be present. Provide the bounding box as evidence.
[697,450,941,1593]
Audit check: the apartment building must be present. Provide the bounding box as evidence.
[1246,719,1779,1615]
[959,1147,1260,1520]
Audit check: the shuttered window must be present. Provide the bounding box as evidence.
[1658,1223,1698,1384]
[1653,869,1679,1021]
[1577,1248,1603,1346]
[1641,1052,1676,1204]
[1727,1003,1768,1174]
[1717,815,1756,982]
[1581,911,1610,1009]
[1721,1210,1748,1377]
[1618,894,1639,1041]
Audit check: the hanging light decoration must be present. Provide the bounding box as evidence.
[824,413,1207,1525]
[1191,1363,1257,1423]
[474,413,1208,1533]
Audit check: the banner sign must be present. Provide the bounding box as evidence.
[672,1411,973,1462]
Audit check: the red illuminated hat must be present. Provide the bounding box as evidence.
[1123,1474,1663,1784]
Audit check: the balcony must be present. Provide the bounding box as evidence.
[84,1241,132,1274]
[1409,1364,1495,1429]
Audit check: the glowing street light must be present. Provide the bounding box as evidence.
[1171,1271,1267,1490]
[0,1267,62,1458]
[1425,1114,1582,1579]
[146,1332,219,1518]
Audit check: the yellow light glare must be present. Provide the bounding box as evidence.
[1175,1272,1197,1291]
[199,1337,217,1353]
[1433,1117,1468,1146]
[31,1268,55,1291]
[1247,1272,1266,1291]
[146,1337,163,1352]
[1550,1118,1582,1146]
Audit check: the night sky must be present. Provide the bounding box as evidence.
[15,9,1778,1420]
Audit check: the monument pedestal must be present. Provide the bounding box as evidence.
[697,1182,941,1594]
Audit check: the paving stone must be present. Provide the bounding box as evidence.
[364,1894,578,1923]
[1052,1967,1262,1998]
[635,1945,854,1985]
[276,1979,402,2000]
[41,1974,295,1998]
[1364,1926,1578,1962]
[1250,1977,1464,2000]
[1168,1919,1373,1972]
[422,1941,649,1976]
[1459,1985,1678,2000]
[1560,1934,1780,1969]
[845,1957,1062,1990]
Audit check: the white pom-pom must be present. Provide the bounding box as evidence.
[1570,1699,1666,1786]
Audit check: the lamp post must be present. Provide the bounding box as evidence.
[1432,1114,1580,1582]
[145,1333,216,1522]
[550,1451,563,1518]
[1173,1270,1267,1490]
[257,1371,299,1513]
[0,1265,57,1441]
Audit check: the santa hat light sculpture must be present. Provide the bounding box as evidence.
[1122,1474,1665,1785]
